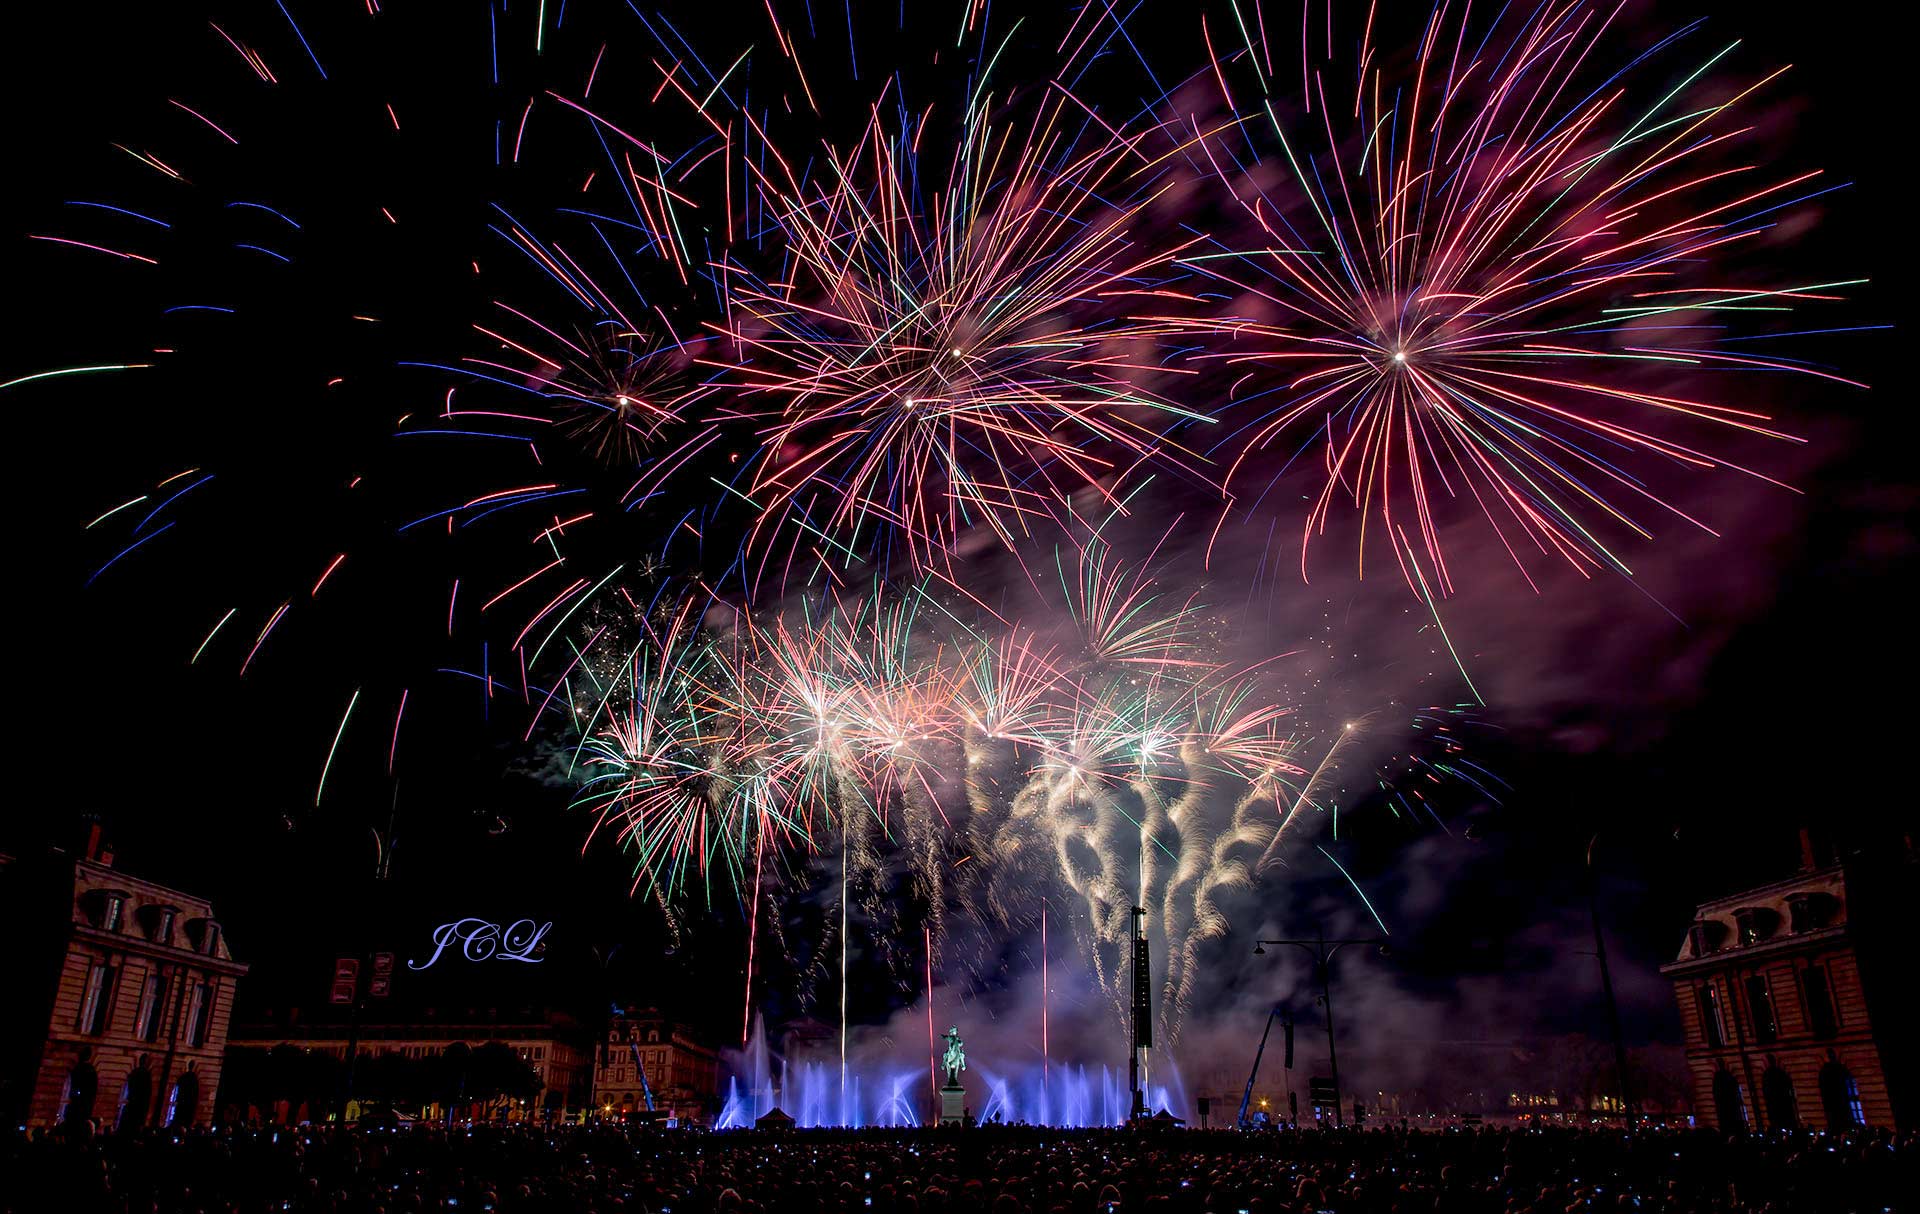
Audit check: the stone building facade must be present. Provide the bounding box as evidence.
[1,831,246,1129]
[1661,831,1913,1130]
[590,1006,719,1124]
[228,1006,593,1121]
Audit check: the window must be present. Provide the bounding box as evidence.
[1696,982,1727,1047]
[1746,975,1779,1043]
[65,1064,99,1124]
[103,894,126,933]
[1801,965,1839,1038]
[118,1067,153,1134]
[79,962,117,1034]
[134,973,163,1042]
[1819,1061,1864,1129]
[152,908,176,945]
[1712,1070,1748,1132]
[1786,894,1814,934]
[1762,1066,1797,1129]
[167,1070,198,1127]
[184,982,212,1047]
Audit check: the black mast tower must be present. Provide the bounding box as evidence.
[1130,906,1151,1120]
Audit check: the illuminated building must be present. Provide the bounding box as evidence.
[1661,829,1915,1130]
[0,827,247,1129]
[591,1006,719,1124]
[227,1005,591,1122]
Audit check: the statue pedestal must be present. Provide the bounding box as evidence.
[938,1083,966,1126]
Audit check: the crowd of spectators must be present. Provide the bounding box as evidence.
[2,1121,1910,1214]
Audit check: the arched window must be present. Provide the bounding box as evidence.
[1819,1060,1864,1129]
[64,1062,99,1124]
[1761,1065,1797,1129]
[1732,907,1779,946]
[1711,1070,1747,1132]
[167,1068,200,1127]
[185,918,221,956]
[119,1066,153,1134]
[1785,893,1836,933]
[137,904,179,945]
[1688,919,1730,956]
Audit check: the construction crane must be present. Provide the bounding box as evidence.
[627,1039,657,1112]
[1236,1006,1291,1128]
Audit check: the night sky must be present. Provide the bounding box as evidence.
[3,0,1906,1101]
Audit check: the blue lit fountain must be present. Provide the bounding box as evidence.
[713,1016,1185,1128]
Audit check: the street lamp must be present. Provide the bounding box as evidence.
[1585,832,1638,1125]
[1251,929,1385,1127]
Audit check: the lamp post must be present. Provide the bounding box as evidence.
[1252,929,1383,1127]
[337,786,401,1123]
[1585,832,1637,1124]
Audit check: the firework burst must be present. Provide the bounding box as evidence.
[1182,0,1862,591]
[546,533,1414,1043]
[712,87,1215,577]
